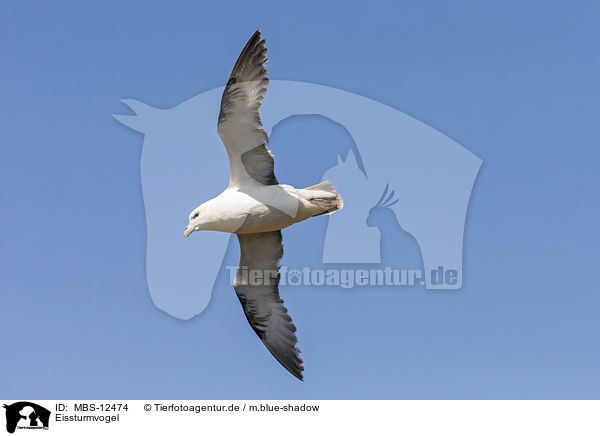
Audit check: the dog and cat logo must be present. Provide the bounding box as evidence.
[2,402,50,433]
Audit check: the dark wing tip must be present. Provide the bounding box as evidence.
[260,333,304,381]
[293,368,304,381]
[229,30,268,82]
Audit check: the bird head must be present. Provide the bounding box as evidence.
[184,205,206,237]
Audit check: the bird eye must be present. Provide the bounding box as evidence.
[192,212,199,219]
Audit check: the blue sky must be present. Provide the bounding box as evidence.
[1,1,599,398]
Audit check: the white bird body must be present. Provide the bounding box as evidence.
[183,31,343,380]
[185,181,340,235]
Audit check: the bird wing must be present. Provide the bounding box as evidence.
[218,30,278,187]
[233,230,303,380]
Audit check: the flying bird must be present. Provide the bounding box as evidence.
[184,30,343,380]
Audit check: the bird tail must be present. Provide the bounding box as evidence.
[303,180,344,216]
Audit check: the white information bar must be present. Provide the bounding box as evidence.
[1,400,597,435]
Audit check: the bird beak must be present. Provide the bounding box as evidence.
[184,224,199,237]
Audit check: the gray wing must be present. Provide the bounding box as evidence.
[218,30,278,187]
[234,231,303,380]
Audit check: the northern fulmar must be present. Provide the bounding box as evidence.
[184,30,343,380]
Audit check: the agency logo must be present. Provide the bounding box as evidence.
[114,80,482,320]
[3,402,50,433]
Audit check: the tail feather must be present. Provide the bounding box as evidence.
[302,180,343,216]
[305,180,337,193]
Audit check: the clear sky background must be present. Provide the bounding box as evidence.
[1,1,599,399]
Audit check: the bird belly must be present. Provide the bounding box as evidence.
[231,185,332,234]
[235,203,298,234]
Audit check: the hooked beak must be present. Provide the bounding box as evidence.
[184,223,200,238]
